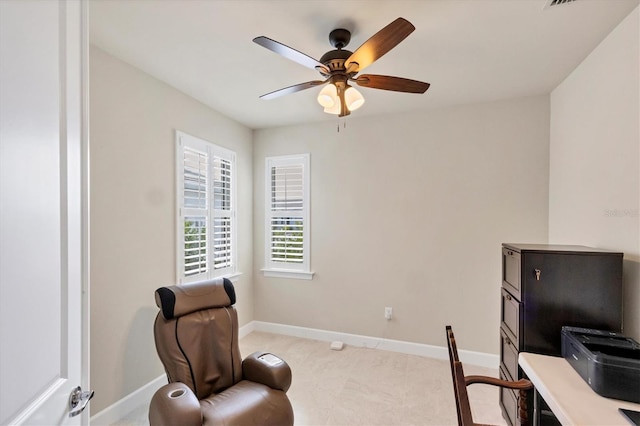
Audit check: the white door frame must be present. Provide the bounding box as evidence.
[0,0,90,423]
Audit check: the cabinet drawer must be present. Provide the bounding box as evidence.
[501,288,520,344]
[499,367,518,426]
[500,328,519,381]
[502,247,521,299]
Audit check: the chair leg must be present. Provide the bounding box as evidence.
[518,389,529,426]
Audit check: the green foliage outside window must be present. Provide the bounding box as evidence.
[184,219,207,275]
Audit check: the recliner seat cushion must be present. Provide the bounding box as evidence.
[200,381,294,426]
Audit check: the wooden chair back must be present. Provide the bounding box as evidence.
[446,325,533,426]
[447,326,476,426]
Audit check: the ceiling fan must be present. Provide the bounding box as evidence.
[253,17,430,118]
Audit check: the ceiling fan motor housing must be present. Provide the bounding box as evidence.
[329,28,351,49]
[318,28,356,76]
[319,49,353,75]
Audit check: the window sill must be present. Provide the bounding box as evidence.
[261,269,314,280]
[179,271,242,286]
[222,272,243,282]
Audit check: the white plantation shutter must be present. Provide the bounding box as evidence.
[265,154,311,278]
[182,147,209,278]
[213,217,232,269]
[270,217,304,263]
[183,148,208,209]
[213,157,233,270]
[177,131,236,283]
[270,164,304,263]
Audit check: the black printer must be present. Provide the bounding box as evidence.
[562,326,640,403]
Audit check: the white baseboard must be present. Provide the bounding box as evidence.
[239,320,256,339]
[93,321,497,424]
[252,321,499,369]
[90,374,166,425]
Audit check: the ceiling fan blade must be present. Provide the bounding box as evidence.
[259,80,327,100]
[353,74,430,93]
[253,36,330,74]
[345,18,415,73]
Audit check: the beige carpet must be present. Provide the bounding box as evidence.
[112,331,507,425]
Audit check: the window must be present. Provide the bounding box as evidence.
[263,154,313,280]
[176,131,236,283]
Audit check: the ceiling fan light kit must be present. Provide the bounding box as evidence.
[317,84,337,108]
[319,81,364,115]
[344,86,365,111]
[253,17,430,119]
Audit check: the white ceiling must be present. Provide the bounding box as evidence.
[89,0,638,130]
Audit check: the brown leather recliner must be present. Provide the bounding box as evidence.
[149,278,294,426]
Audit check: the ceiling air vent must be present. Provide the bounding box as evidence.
[544,0,577,9]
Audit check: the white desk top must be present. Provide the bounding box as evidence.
[519,352,640,426]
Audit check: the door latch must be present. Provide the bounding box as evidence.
[69,386,94,418]
[534,269,541,281]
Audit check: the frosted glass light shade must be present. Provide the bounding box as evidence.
[317,84,337,108]
[323,100,341,115]
[345,86,365,111]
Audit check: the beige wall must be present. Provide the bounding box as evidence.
[549,7,639,340]
[253,96,550,355]
[89,46,254,414]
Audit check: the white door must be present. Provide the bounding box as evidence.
[0,0,89,424]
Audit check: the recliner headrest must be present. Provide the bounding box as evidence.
[155,278,236,320]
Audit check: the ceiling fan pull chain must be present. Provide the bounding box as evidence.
[336,118,347,133]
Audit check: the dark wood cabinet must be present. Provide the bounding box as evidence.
[499,243,623,426]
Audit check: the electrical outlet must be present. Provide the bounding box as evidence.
[384,307,393,320]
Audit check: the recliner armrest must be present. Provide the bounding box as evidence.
[242,351,292,392]
[149,382,201,426]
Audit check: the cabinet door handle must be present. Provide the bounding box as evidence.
[534,269,541,281]
[506,294,512,301]
[503,335,512,348]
